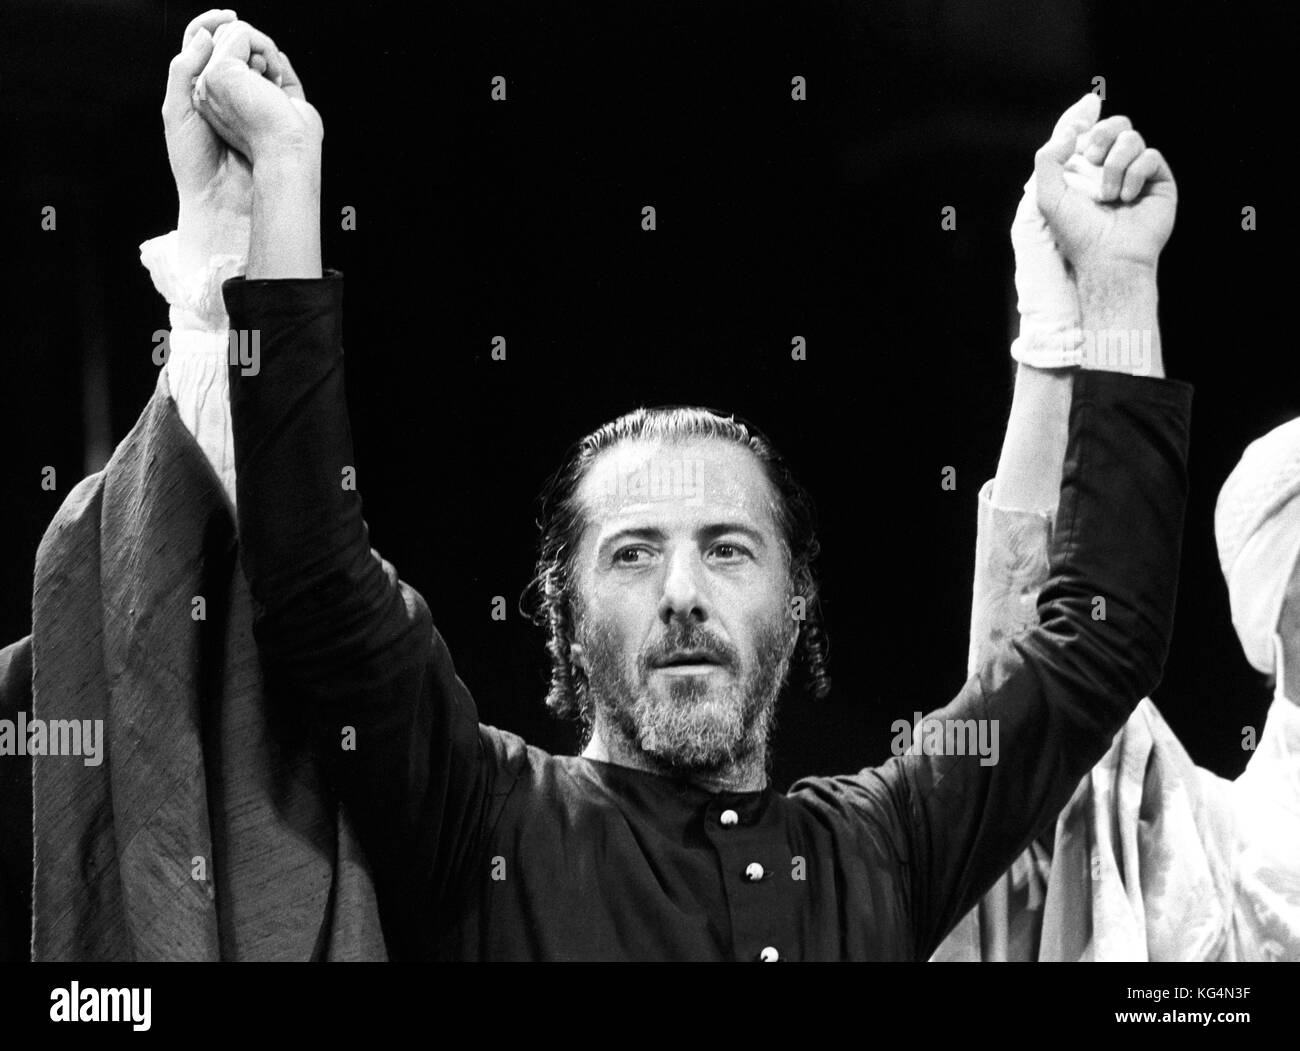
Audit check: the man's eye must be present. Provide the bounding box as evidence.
[615,547,649,565]
[709,543,749,561]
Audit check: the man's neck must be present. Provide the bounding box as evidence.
[581,722,768,793]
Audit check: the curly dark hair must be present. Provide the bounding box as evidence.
[522,406,830,730]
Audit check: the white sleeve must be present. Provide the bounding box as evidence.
[139,225,248,509]
[967,479,1055,678]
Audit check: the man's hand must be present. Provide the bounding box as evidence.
[1035,96,1177,277]
[164,9,286,268]
[1032,94,1177,376]
[192,20,322,167]
[186,22,324,281]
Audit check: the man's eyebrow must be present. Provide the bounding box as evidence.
[597,526,668,554]
[699,522,768,547]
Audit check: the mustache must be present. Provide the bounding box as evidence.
[639,625,739,672]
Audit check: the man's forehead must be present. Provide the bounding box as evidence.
[577,437,779,529]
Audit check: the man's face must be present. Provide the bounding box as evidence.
[571,436,799,774]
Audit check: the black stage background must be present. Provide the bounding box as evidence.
[1,0,1294,798]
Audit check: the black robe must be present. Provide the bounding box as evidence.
[222,271,1193,960]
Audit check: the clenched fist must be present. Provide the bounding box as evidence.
[1035,93,1177,277]
[192,19,322,166]
[1012,94,1177,373]
[163,9,288,269]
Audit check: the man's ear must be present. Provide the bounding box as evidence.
[569,642,588,674]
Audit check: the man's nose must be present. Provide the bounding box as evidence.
[658,547,710,624]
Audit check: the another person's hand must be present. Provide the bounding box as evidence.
[1010,94,1102,368]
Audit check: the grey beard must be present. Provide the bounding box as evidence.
[580,619,794,777]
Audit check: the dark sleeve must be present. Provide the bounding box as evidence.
[0,637,33,963]
[223,274,494,959]
[793,368,1192,959]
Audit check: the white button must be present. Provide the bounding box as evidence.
[720,809,739,827]
[744,862,765,881]
[759,946,779,962]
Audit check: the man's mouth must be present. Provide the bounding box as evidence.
[652,651,727,674]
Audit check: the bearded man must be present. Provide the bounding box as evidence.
[199,9,1195,957]
[0,12,1192,961]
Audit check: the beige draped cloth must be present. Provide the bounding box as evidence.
[28,369,386,960]
[932,481,1300,962]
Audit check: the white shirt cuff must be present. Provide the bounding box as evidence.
[139,229,247,509]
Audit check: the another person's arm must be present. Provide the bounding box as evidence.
[151,9,289,504]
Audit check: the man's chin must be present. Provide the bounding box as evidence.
[634,693,749,772]
[639,735,739,775]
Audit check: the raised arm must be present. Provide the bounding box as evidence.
[149,8,290,506]
[922,95,1182,951]
[196,25,492,958]
[973,97,1172,671]
[796,95,1186,960]
[966,99,1093,682]
[936,100,1180,963]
